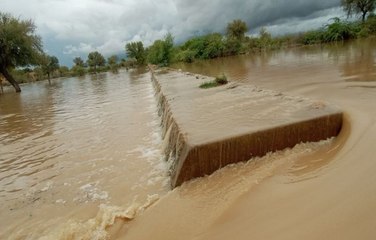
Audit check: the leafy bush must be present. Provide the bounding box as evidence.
[199,74,228,89]
[180,33,225,60]
[362,14,376,35]
[224,38,242,56]
[71,65,86,76]
[199,81,218,89]
[322,18,358,42]
[299,30,324,45]
[215,74,228,85]
[175,49,196,63]
[147,34,174,66]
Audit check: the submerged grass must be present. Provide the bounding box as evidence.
[199,81,220,89]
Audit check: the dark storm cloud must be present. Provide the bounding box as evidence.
[172,0,342,39]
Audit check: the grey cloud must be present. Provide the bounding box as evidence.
[171,0,342,40]
[1,0,344,66]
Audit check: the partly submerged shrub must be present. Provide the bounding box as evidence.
[322,18,358,42]
[215,74,228,85]
[199,74,228,89]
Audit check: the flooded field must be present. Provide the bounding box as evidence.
[1,38,376,239]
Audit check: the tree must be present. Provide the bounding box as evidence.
[125,41,146,65]
[107,55,119,73]
[0,12,43,92]
[59,66,70,77]
[73,57,84,67]
[342,0,376,22]
[226,19,248,40]
[87,51,105,73]
[107,55,118,66]
[71,65,86,77]
[41,55,59,85]
[147,33,174,66]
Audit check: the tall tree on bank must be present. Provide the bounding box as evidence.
[0,12,43,92]
[342,0,376,22]
[71,56,86,77]
[41,55,59,85]
[87,51,105,73]
[73,57,85,67]
[107,55,119,73]
[226,19,248,40]
[147,33,174,66]
[125,41,146,65]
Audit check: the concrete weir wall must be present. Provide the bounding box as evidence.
[150,67,343,188]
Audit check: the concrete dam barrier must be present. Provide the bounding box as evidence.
[150,67,343,188]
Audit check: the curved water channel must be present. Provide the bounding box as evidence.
[1,38,376,239]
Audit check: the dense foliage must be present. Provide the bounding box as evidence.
[126,41,146,65]
[41,55,60,84]
[0,12,43,92]
[87,51,106,73]
[227,19,248,40]
[147,33,174,66]
[73,57,85,67]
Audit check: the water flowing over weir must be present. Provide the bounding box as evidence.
[150,66,343,188]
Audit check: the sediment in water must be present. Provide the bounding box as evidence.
[150,66,343,188]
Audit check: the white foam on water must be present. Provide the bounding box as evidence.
[38,194,160,240]
[74,182,110,203]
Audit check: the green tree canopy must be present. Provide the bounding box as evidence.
[179,33,225,60]
[126,41,146,65]
[147,33,174,66]
[107,55,118,66]
[0,12,43,92]
[71,65,86,77]
[73,57,85,67]
[41,55,59,84]
[226,19,248,40]
[87,51,105,72]
[107,55,119,73]
[342,0,376,22]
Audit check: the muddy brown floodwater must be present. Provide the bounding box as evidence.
[1,38,376,239]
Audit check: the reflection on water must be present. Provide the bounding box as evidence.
[174,38,376,83]
[341,40,376,82]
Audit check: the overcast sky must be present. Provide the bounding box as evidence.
[1,0,345,66]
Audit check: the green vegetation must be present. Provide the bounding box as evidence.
[215,74,228,85]
[227,19,248,40]
[199,74,228,89]
[147,33,174,66]
[41,55,60,85]
[0,12,43,92]
[73,57,85,67]
[107,55,119,73]
[87,51,106,73]
[126,41,146,65]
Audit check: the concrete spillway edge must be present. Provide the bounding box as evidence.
[149,66,343,188]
